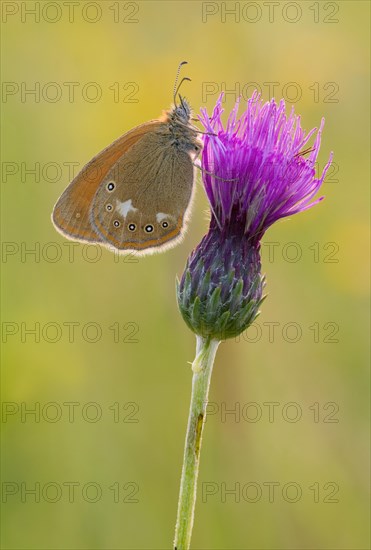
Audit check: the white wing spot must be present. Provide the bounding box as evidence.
[156,212,176,223]
[115,199,138,219]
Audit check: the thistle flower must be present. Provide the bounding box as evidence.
[177,92,333,341]
[174,93,333,549]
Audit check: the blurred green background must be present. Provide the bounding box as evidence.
[1,1,369,548]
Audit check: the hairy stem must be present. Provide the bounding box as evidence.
[174,335,220,549]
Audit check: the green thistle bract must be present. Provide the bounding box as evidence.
[177,231,265,340]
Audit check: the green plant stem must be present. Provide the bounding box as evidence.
[174,335,220,549]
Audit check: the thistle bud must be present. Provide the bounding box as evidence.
[177,228,265,340]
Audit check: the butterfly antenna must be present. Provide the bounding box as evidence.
[175,77,192,103]
[173,61,189,105]
[179,93,186,110]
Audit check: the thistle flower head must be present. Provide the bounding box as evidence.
[177,93,333,341]
[199,92,333,244]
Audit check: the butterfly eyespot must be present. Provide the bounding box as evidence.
[128,223,136,232]
[75,212,81,219]
[144,224,154,233]
[113,220,120,228]
[107,182,115,192]
[161,221,169,228]
[106,204,113,212]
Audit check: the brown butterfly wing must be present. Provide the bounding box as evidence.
[52,121,163,243]
[90,131,195,253]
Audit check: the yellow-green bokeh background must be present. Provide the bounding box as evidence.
[1,1,369,548]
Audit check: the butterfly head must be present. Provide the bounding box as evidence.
[170,94,192,124]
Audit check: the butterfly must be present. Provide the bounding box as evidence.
[52,62,203,255]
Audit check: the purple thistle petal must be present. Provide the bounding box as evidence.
[199,93,333,243]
